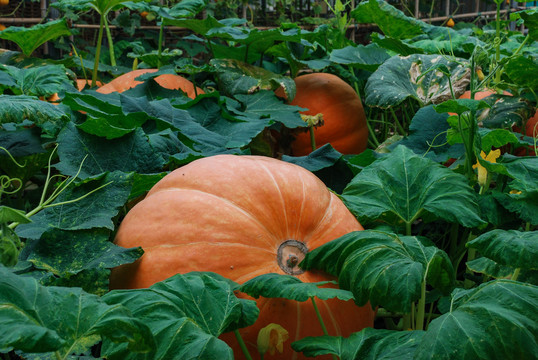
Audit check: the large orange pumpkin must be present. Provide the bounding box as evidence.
[276,73,368,156]
[97,68,204,98]
[110,155,375,360]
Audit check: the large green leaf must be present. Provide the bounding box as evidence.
[292,328,424,360]
[351,0,424,40]
[231,91,306,129]
[0,19,71,57]
[211,59,296,99]
[1,224,23,267]
[0,95,69,137]
[513,8,538,41]
[0,64,73,97]
[329,43,391,72]
[398,105,464,162]
[0,206,31,224]
[63,92,149,139]
[492,155,538,224]
[416,280,538,360]
[301,231,454,313]
[102,272,258,359]
[467,257,538,286]
[503,54,538,90]
[207,26,303,63]
[23,228,143,276]
[240,273,354,302]
[55,122,165,178]
[466,229,538,270]
[341,145,484,228]
[0,265,153,357]
[370,32,424,56]
[16,172,133,239]
[364,54,470,108]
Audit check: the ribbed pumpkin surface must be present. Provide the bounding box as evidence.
[97,68,203,98]
[110,155,374,360]
[276,73,368,156]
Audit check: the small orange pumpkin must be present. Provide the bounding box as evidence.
[0,24,6,31]
[276,73,368,156]
[0,0,8,7]
[446,18,455,27]
[110,155,375,360]
[97,68,204,99]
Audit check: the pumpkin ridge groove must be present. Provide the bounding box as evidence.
[253,159,290,239]
[149,187,279,247]
[300,192,334,244]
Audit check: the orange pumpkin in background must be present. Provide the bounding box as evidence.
[97,68,204,98]
[276,73,368,156]
[110,155,375,360]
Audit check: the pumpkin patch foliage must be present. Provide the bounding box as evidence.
[0,0,537,359]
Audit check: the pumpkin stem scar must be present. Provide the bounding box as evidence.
[277,239,308,275]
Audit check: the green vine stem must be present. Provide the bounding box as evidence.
[91,15,105,87]
[158,20,165,68]
[104,16,116,67]
[310,297,338,360]
[511,268,521,281]
[463,246,477,289]
[309,126,316,152]
[415,280,427,331]
[494,0,502,84]
[7,148,111,230]
[233,329,253,360]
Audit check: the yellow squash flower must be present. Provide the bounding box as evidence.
[473,149,501,187]
[257,323,289,356]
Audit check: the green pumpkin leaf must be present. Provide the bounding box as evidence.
[0,64,73,97]
[162,15,225,36]
[364,54,470,108]
[293,328,424,360]
[466,257,514,279]
[211,59,296,99]
[301,231,454,313]
[416,280,538,360]
[1,225,23,267]
[103,317,233,360]
[351,0,424,40]
[505,54,538,90]
[63,92,149,139]
[0,19,71,57]
[55,123,165,178]
[512,8,538,41]
[0,265,154,356]
[477,94,535,129]
[491,155,538,224]
[341,145,484,228]
[240,273,354,302]
[104,272,258,337]
[22,228,142,276]
[398,105,464,162]
[433,99,490,115]
[329,44,391,72]
[370,32,424,56]
[102,272,258,359]
[231,91,306,130]
[0,95,69,137]
[0,206,31,224]
[480,128,520,152]
[16,172,133,239]
[283,144,343,172]
[467,229,538,269]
